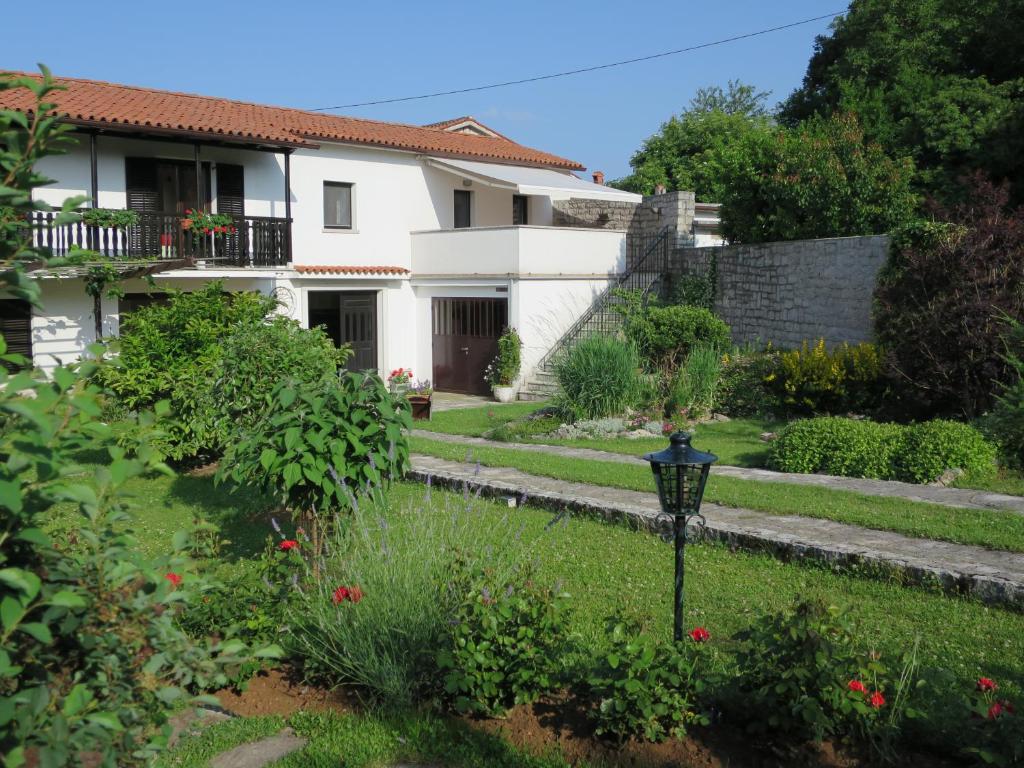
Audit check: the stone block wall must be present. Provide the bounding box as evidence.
[668,235,890,349]
[551,190,696,245]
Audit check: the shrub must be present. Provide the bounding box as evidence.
[985,317,1024,470]
[733,601,919,755]
[766,339,883,416]
[718,347,780,417]
[585,618,711,743]
[769,417,997,483]
[286,488,537,706]
[437,568,570,716]
[485,327,522,388]
[874,176,1024,419]
[894,420,998,484]
[616,294,731,374]
[554,335,642,420]
[666,343,723,419]
[217,372,411,561]
[188,316,350,457]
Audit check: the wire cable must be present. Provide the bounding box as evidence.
[310,10,846,111]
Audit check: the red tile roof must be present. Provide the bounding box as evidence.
[0,72,584,170]
[293,265,410,276]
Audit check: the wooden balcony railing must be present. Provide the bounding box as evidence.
[29,211,291,268]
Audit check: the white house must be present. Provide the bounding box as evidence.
[2,73,721,395]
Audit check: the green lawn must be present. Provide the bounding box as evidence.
[411,436,1024,552]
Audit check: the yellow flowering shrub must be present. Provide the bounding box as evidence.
[767,340,882,415]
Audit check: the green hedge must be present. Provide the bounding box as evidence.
[769,417,997,484]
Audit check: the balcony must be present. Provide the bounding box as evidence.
[410,225,628,278]
[29,210,291,268]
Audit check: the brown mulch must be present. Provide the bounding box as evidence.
[214,668,354,718]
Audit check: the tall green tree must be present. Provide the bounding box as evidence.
[613,81,774,200]
[716,112,917,243]
[780,0,1024,201]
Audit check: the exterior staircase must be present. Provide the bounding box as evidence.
[518,228,673,402]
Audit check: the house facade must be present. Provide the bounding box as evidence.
[3,73,721,395]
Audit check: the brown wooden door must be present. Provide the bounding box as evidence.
[432,297,507,394]
[308,291,378,371]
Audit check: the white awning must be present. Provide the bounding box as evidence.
[422,157,641,202]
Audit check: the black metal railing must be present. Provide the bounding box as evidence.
[532,227,673,374]
[29,210,291,268]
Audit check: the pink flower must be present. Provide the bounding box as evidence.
[688,627,710,643]
[164,572,182,587]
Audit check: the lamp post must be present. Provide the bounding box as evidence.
[643,432,717,642]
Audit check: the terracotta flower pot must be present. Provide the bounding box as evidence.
[407,394,432,420]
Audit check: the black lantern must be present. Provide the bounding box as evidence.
[643,432,717,642]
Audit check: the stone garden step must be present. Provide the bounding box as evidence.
[209,729,307,768]
[409,454,1024,610]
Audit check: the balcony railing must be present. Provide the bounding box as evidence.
[29,210,291,268]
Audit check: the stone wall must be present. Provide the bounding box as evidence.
[668,235,890,349]
[551,190,696,245]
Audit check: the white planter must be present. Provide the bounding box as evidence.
[493,386,516,403]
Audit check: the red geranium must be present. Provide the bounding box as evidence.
[688,626,710,643]
[332,586,349,605]
[279,539,299,551]
[848,679,867,694]
[977,677,998,692]
[988,701,1005,720]
[869,691,886,709]
[164,572,182,587]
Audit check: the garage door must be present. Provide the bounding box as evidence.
[432,297,507,395]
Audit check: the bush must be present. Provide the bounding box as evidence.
[188,317,349,457]
[718,347,780,418]
[733,601,919,756]
[585,619,711,743]
[962,677,1023,767]
[286,488,536,706]
[766,339,883,416]
[554,335,642,420]
[874,176,1024,419]
[438,568,570,716]
[894,420,998,484]
[769,417,997,483]
[616,294,731,375]
[485,327,522,388]
[666,343,723,419]
[985,317,1024,470]
[217,372,411,561]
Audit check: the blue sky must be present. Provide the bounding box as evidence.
[4,0,843,179]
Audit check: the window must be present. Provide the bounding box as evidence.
[0,300,32,370]
[512,195,529,225]
[323,182,353,229]
[454,189,472,229]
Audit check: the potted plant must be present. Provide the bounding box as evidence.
[388,367,413,395]
[485,327,522,403]
[406,379,433,420]
[180,209,238,238]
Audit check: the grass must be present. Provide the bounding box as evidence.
[161,710,590,768]
[410,436,1024,552]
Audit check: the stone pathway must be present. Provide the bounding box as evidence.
[410,454,1024,610]
[412,430,1024,514]
[208,728,307,768]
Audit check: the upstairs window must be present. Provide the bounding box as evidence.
[324,182,353,229]
[454,189,472,229]
[512,194,529,225]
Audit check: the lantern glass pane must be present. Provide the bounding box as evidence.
[654,462,707,513]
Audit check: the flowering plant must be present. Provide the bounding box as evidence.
[388,367,412,385]
[963,676,1022,766]
[406,378,433,397]
[181,209,238,238]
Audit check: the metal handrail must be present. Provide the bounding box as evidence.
[533,226,672,373]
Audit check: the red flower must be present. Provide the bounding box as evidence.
[181,219,193,229]
[332,586,349,605]
[164,572,182,587]
[185,209,192,215]
[977,677,998,693]
[988,701,1005,720]
[848,680,867,694]
[869,691,886,709]
[348,585,364,604]
[688,627,710,643]
[279,539,299,551]
[202,227,210,234]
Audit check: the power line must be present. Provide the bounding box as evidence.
[310,10,846,112]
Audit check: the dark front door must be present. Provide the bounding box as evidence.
[308,291,378,371]
[432,297,507,394]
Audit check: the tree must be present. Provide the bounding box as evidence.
[780,0,1024,202]
[716,112,917,243]
[874,174,1024,419]
[612,81,774,200]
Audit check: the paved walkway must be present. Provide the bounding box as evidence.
[412,430,1024,514]
[410,454,1024,610]
[429,392,495,412]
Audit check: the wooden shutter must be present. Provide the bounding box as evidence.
[216,164,245,217]
[125,157,159,211]
[0,300,32,369]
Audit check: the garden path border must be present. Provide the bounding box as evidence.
[411,430,1024,515]
[409,453,1024,611]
